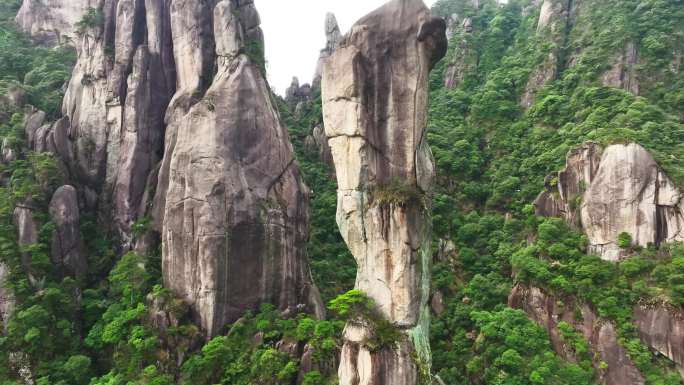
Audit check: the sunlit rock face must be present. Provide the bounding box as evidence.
[322,0,447,383]
[535,142,684,261]
[16,0,322,338]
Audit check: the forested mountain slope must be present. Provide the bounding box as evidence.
[423,0,684,384]
[0,0,684,384]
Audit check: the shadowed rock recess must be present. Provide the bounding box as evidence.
[16,0,322,338]
[321,0,447,384]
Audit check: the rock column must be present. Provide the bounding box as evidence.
[321,1,446,384]
[160,0,322,337]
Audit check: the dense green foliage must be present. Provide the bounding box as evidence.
[1,0,684,384]
[512,219,684,384]
[427,0,684,384]
[0,1,75,117]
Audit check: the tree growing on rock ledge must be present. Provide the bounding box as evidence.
[321,0,447,384]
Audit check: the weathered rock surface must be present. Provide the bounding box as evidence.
[535,142,684,261]
[533,141,603,225]
[582,144,684,260]
[285,77,313,111]
[509,285,646,385]
[634,304,684,376]
[312,13,342,90]
[601,41,640,95]
[443,16,475,90]
[16,0,177,250]
[322,0,446,383]
[0,262,14,331]
[13,204,39,270]
[49,185,87,279]
[16,0,98,46]
[159,0,321,337]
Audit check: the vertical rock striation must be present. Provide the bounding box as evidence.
[17,0,173,246]
[17,0,322,337]
[535,142,684,261]
[509,285,646,385]
[533,141,603,226]
[49,185,87,279]
[322,0,447,384]
[159,0,322,337]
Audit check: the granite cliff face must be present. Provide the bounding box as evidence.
[16,0,97,46]
[535,142,684,261]
[322,0,447,383]
[634,305,684,376]
[509,285,646,385]
[160,0,321,336]
[16,0,321,338]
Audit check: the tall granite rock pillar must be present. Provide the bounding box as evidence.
[159,0,322,338]
[321,1,447,384]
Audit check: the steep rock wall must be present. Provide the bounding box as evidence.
[634,305,684,376]
[322,0,447,384]
[17,0,321,338]
[16,0,99,46]
[161,0,320,337]
[509,284,646,385]
[535,142,684,261]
